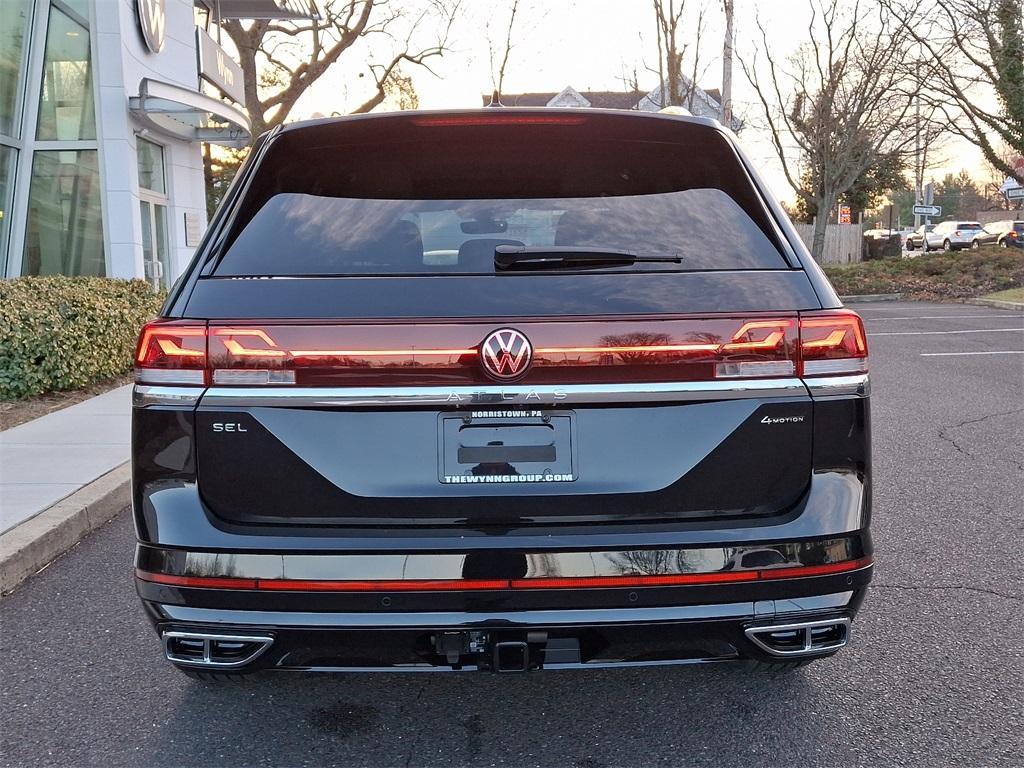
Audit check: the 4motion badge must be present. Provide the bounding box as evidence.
[761,415,805,425]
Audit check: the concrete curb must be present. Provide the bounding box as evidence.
[962,297,1024,312]
[0,462,130,595]
[840,293,904,303]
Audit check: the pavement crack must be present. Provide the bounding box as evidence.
[873,583,1021,602]
[937,407,1024,471]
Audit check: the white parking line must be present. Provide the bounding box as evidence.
[920,350,1024,357]
[864,314,1020,321]
[870,328,1023,336]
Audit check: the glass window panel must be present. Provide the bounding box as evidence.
[36,5,96,141]
[0,0,31,138]
[137,138,166,194]
[22,149,105,276]
[62,0,91,20]
[0,145,16,274]
[153,203,170,288]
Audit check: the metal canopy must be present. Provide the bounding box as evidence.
[197,0,320,20]
[129,78,252,147]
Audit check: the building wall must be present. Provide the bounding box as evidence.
[94,0,207,282]
[1,0,211,286]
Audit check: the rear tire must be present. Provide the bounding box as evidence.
[177,667,253,683]
[906,240,915,251]
[943,239,953,252]
[971,239,980,250]
[999,239,1008,248]
[746,659,816,675]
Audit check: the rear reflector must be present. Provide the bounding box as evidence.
[136,556,871,592]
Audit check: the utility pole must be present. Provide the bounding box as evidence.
[914,59,921,230]
[721,0,734,128]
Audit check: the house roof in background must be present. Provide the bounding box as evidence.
[483,89,646,109]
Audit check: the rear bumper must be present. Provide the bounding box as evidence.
[137,549,872,672]
[143,591,868,672]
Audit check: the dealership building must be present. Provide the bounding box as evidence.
[0,0,315,288]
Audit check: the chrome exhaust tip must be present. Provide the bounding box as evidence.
[744,617,851,657]
[163,631,273,668]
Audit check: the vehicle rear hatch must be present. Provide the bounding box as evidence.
[146,112,864,527]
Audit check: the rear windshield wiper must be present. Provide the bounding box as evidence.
[494,245,682,271]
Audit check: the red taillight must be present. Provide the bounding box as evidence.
[798,310,868,376]
[134,314,867,387]
[135,555,872,592]
[134,321,207,385]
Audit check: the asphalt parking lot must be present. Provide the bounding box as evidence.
[1,300,1021,768]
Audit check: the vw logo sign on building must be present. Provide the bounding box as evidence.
[137,0,166,54]
[480,329,533,380]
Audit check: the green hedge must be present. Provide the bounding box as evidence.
[823,248,1024,299]
[0,277,164,400]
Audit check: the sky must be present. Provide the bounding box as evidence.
[287,0,991,205]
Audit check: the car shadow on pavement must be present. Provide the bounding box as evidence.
[165,662,830,766]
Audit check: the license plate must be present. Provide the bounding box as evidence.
[439,410,575,485]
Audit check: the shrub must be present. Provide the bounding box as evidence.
[822,248,1024,300]
[0,277,164,400]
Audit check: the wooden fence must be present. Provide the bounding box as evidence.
[792,223,864,264]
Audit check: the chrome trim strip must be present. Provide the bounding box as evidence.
[744,617,851,657]
[160,602,759,628]
[805,373,870,399]
[133,385,206,407]
[292,657,736,672]
[198,378,810,407]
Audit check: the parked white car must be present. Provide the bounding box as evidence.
[923,221,985,251]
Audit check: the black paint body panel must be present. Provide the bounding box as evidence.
[183,271,821,320]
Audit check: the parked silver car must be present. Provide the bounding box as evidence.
[923,221,984,251]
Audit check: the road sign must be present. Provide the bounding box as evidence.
[913,204,941,216]
[1007,186,1024,200]
[838,204,851,224]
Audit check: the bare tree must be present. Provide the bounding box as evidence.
[488,0,520,103]
[880,0,1024,184]
[742,0,920,260]
[222,0,459,141]
[982,143,1024,209]
[721,0,734,127]
[651,0,710,110]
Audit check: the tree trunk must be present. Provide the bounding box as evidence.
[721,0,734,127]
[811,198,833,262]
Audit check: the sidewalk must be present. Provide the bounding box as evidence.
[0,385,131,535]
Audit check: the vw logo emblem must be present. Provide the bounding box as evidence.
[480,328,533,380]
[136,0,166,54]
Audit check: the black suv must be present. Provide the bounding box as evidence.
[133,110,872,678]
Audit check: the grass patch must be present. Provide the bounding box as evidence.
[823,247,1023,300]
[982,287,1024,303]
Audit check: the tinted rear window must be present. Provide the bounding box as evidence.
[214,114,788,276]
[1013,222,1024,232]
